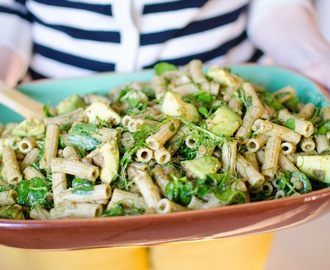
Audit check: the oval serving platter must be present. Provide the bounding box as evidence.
[0,65,330,250]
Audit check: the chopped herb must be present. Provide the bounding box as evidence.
[285,118,296,130]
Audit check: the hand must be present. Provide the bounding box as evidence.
[300,58,330,93]
[0,47,25,87]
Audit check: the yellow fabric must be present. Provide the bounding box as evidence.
[0,246,149,270]
[149,233,274,270]
[0,233,273,270]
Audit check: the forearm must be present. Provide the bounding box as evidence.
[249,4,330,70]
[248,2,330,89]
[0,3,32,86]
[0,47,26,87]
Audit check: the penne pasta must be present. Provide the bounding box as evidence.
[127,165,161,209]
[156,198,188,214]
[146,118,181,150]
[261,136,282,180]
[23,166,45,180]
[252,119,301,145]
[56,184,111,204]
[107,188,147,210]
[1,146,22,185]
[0,190,17,206]
[51,158,99,182]
[50,201,103,219]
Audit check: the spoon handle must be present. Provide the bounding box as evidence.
[0,80,44,119]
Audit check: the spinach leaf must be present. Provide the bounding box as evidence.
[68,123,101,152]
[154,62,178,76]
[16,177,52,208]
[71,178,94,195]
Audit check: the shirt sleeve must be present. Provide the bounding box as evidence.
[0,1,32,78]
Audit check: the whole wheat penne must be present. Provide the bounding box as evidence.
[172,83,200,96]
[243,151,259,171]
[44,108,84,125]
[29,206,51,220]
[278,109,314,137]
[56,184,111,204]
[196,144,215,158]
[203,193,222,208]
[128,118,159,133]
[299,103,315,120]
[185,135,198,148]
[246,134,268,152]
[19,147,40,171]
[235,106,263,138]
[62,145,80,161]
[52,172,67,206]
[278,153,299,172]
[262,136,281,180]
[236,154,265,188]
[135,147,154,163]
[127,165,161,209]
[281,142,296,155]
[0,190,17,205]
[1,146,22,185]
[314,134,330,154]
[186,59,207,83]
[222,140,237,175]
[83,94,110,105]
[18,137,37,154]
[42,124,60,169]
[272,85,296,103]
[146,118,181,150]
[300,137,316,152]
[187,196,206,210]
[51,158,99,182]
[107,188,146,210]
[50,201,103,219]
[156,198,188,214]
[228,97,243,116]
[23,166,45,180]
[154,146,171,164]
[252,119,301,145]
[152,166,171,197]
[91,127,118,143]
[321,106,330,120]
[152,75,167,100]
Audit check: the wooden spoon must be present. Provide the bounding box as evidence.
[0,80,44,119]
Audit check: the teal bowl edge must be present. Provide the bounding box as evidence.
[0,65,328,124]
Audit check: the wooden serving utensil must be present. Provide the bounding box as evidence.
[0,80,44,119]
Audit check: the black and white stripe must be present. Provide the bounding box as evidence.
[1,0,263,79]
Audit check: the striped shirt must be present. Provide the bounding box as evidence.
[0,0,311,80]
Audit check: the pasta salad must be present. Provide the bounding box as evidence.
[0,59,330,220]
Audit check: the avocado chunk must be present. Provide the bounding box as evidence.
[12,118,45,137]
[206,106,242,137]
[296,155,330,183]
[161,91,199,123]
[181,156,221,179]
[206,66,243,90]
[57,94,86,115]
